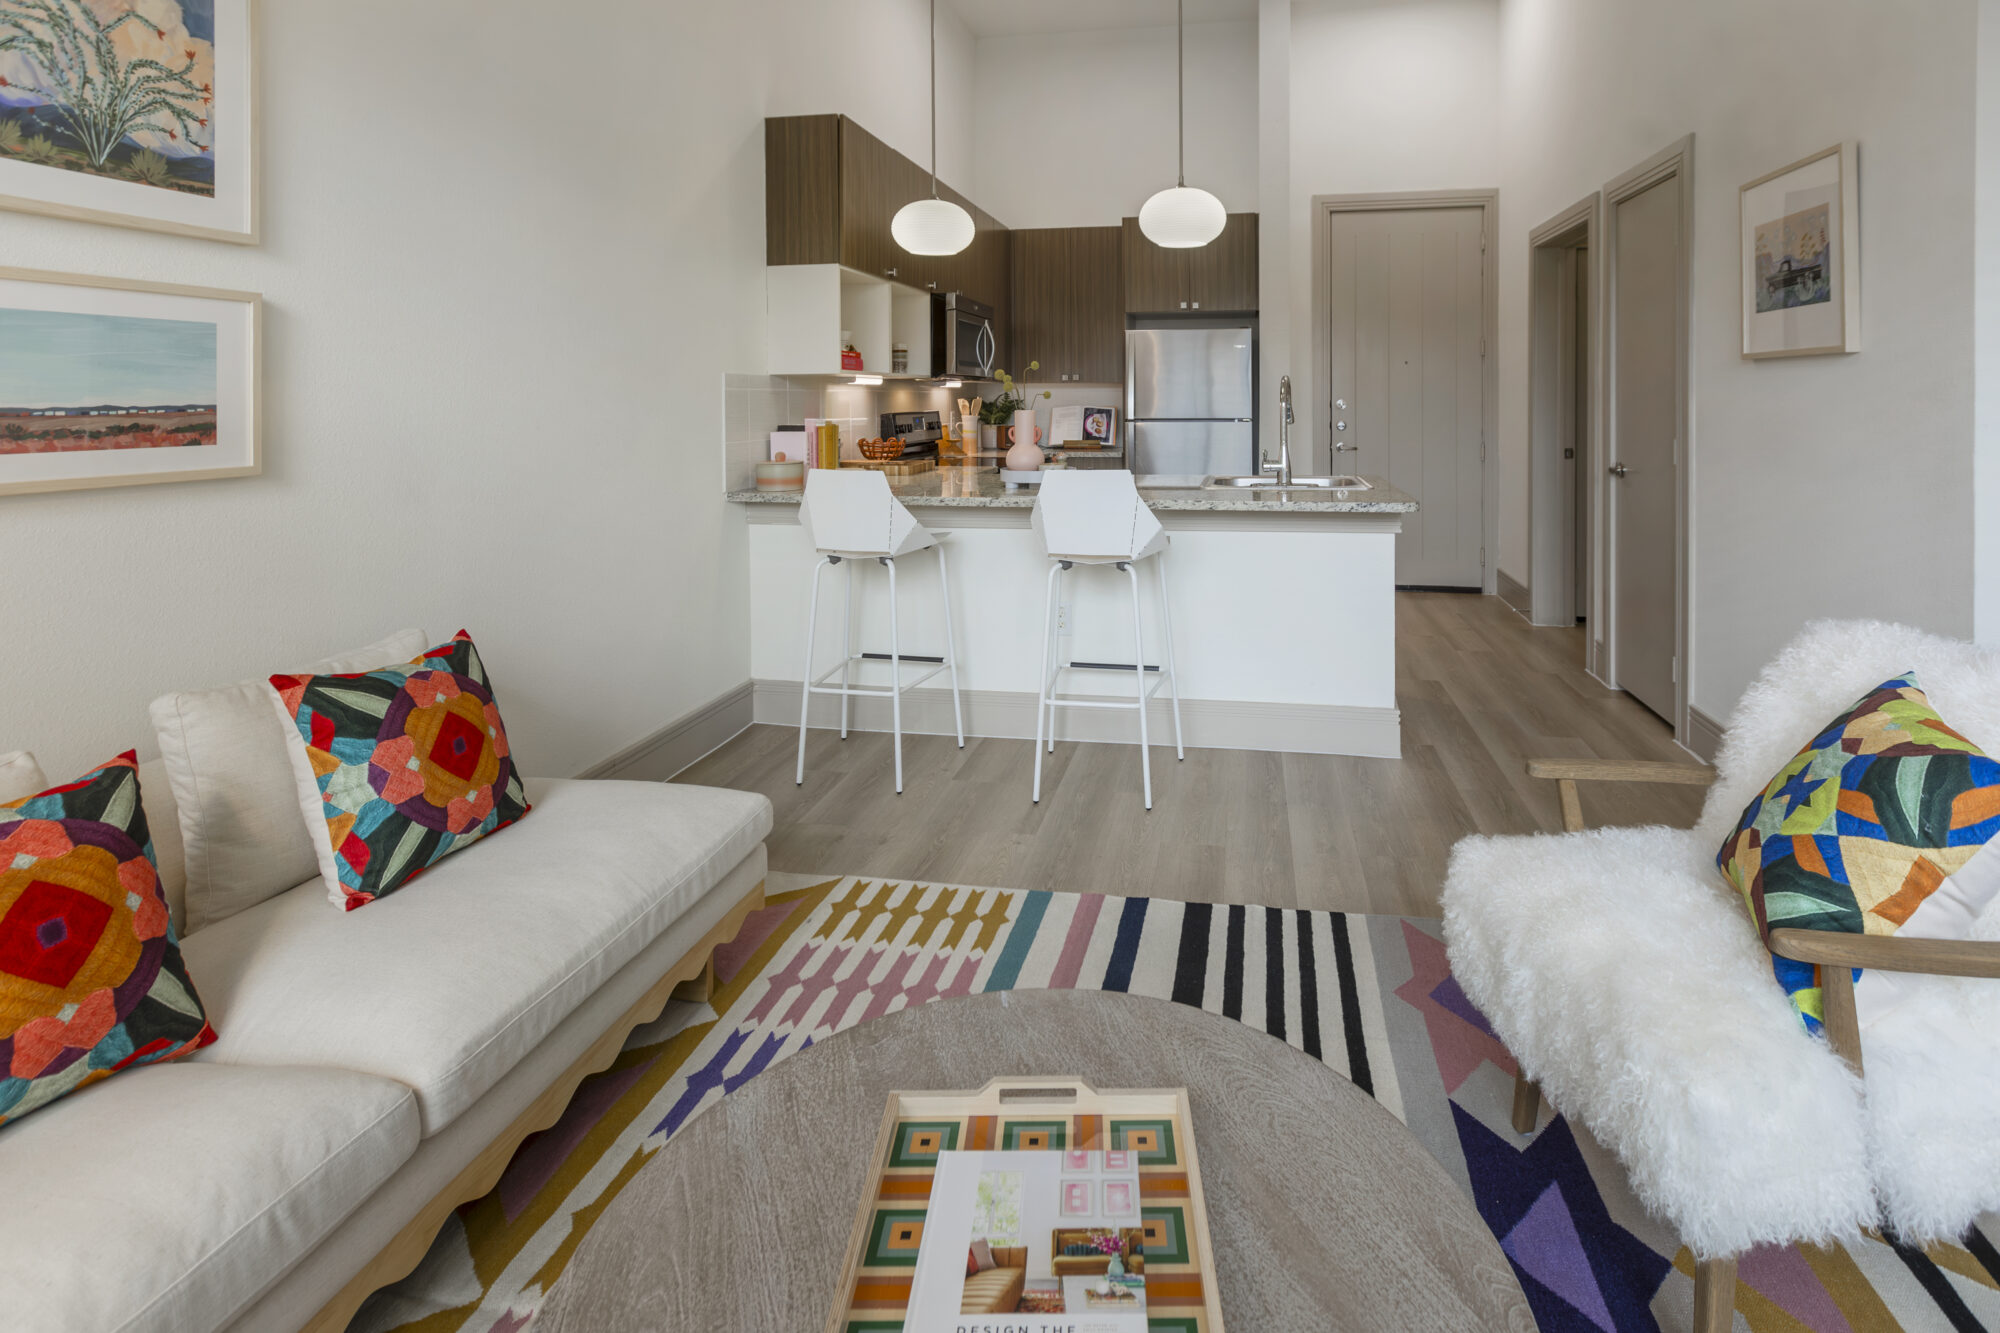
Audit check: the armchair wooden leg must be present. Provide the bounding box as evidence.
[1511,1073,1542,1134]
[672,954,717,1003]
[1692,1255,1737,1333]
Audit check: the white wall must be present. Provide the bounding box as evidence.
[770,0,979,193]
[1496,0,1979,721]
[0,0,963,783]
[971,21,1260,228]
[1280,0,1502,465]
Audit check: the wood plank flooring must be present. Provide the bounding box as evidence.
[674,592,1707,916]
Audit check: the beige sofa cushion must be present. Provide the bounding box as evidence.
[149,629,428,935]
[0,1061,417,1333]
[0,748,47,802]
[183,777,773,1135]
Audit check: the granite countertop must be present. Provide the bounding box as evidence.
[727,467,1418,514]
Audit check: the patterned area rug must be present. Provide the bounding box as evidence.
[355,874,2000,1333]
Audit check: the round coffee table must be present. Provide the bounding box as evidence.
[537,989,1532,1332]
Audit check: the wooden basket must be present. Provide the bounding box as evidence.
[857,437,906,461]
[826,1076,1225,1332]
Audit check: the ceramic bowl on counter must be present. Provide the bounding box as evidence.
[755,460,806,492]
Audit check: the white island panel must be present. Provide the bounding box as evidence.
[745,517,1400,757]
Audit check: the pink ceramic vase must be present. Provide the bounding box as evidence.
[1004,410,1045,470]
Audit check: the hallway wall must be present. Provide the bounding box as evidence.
[1497,0,1979,726]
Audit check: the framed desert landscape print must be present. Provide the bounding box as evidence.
[0,267,260,497]
[0,0,256,243]
[1740,141,1860,358]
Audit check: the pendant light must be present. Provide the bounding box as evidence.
[892,0,976,257]
[1139,0,1226,249]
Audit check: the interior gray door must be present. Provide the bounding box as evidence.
[1325,206,1486,588]
[1610,176,1681,720]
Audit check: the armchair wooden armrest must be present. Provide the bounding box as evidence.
[1525,757,1717,834]
[1767,929,2000,1080]
[1525,758,1717,786]
[1768,929,2000,979]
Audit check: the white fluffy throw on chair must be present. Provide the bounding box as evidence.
[1442,619,2000,1259]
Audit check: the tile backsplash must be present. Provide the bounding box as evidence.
[722,375,960,491]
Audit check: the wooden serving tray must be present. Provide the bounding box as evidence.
[826,1076,1225,1333]
[844,457,936,476]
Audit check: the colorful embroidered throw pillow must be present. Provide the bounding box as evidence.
[1718,673,2000,1033]
[269,631,530,911]
[0,752,217,1126]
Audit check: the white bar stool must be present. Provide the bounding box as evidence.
[795,469,964,794]
[1030,470,1184,810]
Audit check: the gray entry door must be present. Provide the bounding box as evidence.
[1610,175,1682,719]
[1325,205,1486,588]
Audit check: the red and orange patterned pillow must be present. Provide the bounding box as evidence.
[0,753,217,1126]
[268,631,531,911]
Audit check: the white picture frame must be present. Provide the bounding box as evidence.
[1740,142,1859,358]
[0,266,261,497]
[0,0,257,243]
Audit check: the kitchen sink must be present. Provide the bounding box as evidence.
[1201,474,1372,492]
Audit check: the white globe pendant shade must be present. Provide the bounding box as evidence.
[1139,185,1226,249]
[892,196,975,257]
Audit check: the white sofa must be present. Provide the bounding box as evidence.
[0,754,772,1333]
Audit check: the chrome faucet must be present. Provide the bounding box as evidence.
[1264,376,1297,486]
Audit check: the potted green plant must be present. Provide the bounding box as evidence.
[979,363,1051,454]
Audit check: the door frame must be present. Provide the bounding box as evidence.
[1526,194,1600,629]
[1311,189,1500,593]
[1600,136,1695,744]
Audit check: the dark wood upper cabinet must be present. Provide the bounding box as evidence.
[765,116,841,266]
[1122,217,1185,313]
[1010,229,1068,377]
[1186,213,1260,312]
[1011,227,1124,385]
[1067,227,1125,383]
[767,113,1011,364]
[1122,212,1259,313]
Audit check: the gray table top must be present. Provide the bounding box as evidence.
[537,989,1532,1333]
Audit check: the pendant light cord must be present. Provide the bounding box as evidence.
[929,0,941,199]
[1177,0,1186,187]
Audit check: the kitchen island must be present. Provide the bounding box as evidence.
[728,468,1416,757]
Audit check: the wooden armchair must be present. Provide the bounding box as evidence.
[1506,756,2000,1333]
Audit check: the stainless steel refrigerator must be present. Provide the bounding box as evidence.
[1125,326,1256,477]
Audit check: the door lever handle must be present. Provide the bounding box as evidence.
[1607,462,1630,478]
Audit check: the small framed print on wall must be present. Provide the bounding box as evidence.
[1740,141,1860,358]
[0,0,257,243]
[0,267,260,497]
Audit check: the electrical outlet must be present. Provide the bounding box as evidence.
[1057,603,1073,633]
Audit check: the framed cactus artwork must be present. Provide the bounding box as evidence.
[0,266,260,497]
[0,0,255,243]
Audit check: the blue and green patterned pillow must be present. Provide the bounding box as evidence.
[268,632,531,911]
[1718,673,2000,1032]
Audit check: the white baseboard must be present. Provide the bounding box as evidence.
[579,682,755,781]
[1686,706,1725,763]
[752,679,1401,758]
[1496,568,1531,616]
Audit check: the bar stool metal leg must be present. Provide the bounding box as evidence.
[1047,562,1063,754]
[884,555,904,794]
[1034,560,1061,803]
[1157,552,1185,761]
[1124,560,1153,811]
[937,542,965,749]
[839,558,856,740]
[797,556,830,786]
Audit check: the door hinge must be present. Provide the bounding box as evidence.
[1480,335,1487,358]
[1480,546,1487,569]
[1671,656,1679,684]
[1480,435,1486,463]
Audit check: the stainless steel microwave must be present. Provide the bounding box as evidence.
[932,292,996,380]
